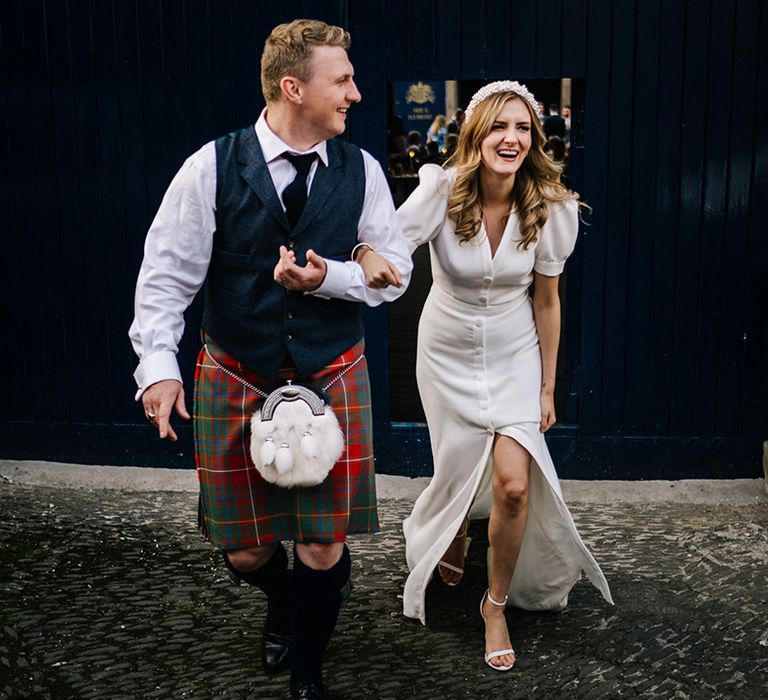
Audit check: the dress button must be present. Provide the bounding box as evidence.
[474,319,483,328]
[286,312,293,320]
[286,334,293,341]
[288,241,295,249]
[482,277,493,286]
[479,295,488,304]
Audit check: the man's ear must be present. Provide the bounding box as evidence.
[280,76,302,104]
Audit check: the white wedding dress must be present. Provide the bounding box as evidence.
[398,165,613,624]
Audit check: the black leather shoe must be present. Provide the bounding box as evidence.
[262,601,291,675]
[262,630,291,675]
[290,680,327,699]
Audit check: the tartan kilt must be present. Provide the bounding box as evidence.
[193,335,378,549]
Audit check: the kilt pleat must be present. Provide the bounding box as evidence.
[193,335,378,549]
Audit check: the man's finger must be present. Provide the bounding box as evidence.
[305,249,326,271]
[175,387,191,420]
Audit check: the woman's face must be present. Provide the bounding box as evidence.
[479,98,532,178]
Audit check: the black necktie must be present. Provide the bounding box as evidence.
[281,152,316,230]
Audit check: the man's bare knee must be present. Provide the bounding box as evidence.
[295,542,345,570]
[226,543,277,572]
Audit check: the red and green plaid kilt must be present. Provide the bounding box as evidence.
[193,335,378,549]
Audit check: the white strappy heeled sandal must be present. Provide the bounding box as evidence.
[437,519,471,586]
[480,589,516,671]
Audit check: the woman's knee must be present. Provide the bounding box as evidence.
[495,478,529,514]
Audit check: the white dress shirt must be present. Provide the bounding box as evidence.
[129,110,412,398]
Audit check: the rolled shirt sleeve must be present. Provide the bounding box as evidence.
[312,150,413,306]
[128,142,217,398]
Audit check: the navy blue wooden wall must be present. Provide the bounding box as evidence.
[1,0,765,478]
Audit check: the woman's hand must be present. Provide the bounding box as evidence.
[540,389,556,432]
[356,248,403,289]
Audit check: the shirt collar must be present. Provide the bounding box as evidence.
[255,109,329,166]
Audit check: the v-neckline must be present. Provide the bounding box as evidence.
[481,216,512,262]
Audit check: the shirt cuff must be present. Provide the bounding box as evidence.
[133,351,183,401]
[534,259,566,277]
[311,259,354,299]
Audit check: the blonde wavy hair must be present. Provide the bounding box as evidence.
[446,91,582,249]
[261,19,350,103]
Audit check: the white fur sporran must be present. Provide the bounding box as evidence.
[250,382,344,488]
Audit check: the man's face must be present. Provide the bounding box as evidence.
[296,45,361,141]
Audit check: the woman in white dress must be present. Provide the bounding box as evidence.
[362,81,613,671]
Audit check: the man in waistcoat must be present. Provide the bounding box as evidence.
[129,19,411,700]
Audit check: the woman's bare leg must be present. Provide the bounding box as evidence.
[483,434,530,668]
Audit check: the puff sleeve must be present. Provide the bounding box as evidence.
[533,198,580,277]
[396,164,452,255]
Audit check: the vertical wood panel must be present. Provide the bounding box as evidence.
[561,0,587,76]
[45,0,89,420]
[207,1,237,134]
[692,0,734,437]
[231,0,260,125]
[537,0,561,77]
[410,0,436,77]
[91,0,131,419]
[460,0,487,77]
[23,0,59,417]
[742,0,768,437]
[484,0,512,77]
[384,0,411,77]
[579,0,612,434]
[0,1,28,420]
[716,0,759,435]
[646,0,685,435]
[69,0,111,421]
[599,0,635,435]
[623,0,660,435]
[669,0,709,436]
[509,0,537,76]
[434,0,461,79]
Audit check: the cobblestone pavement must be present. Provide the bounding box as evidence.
[1,483,767,699]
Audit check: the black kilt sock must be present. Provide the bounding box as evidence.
[291,544,351,684]
[223,543,291,635]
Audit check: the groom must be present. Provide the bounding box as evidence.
[129,18,410,700]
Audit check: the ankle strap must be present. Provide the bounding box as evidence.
[456,517,469,539]
[486,589,508,607]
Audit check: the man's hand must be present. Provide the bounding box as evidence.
[141,379,190,441]
[356,248,403,289]
[273,246,328,291]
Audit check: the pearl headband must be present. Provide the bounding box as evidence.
[464,80,542,123]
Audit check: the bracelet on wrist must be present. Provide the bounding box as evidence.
[351,242,374,261]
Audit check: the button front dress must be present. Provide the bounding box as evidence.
[398,165,613,624]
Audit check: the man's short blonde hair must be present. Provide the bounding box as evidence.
[261,19,351,103]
